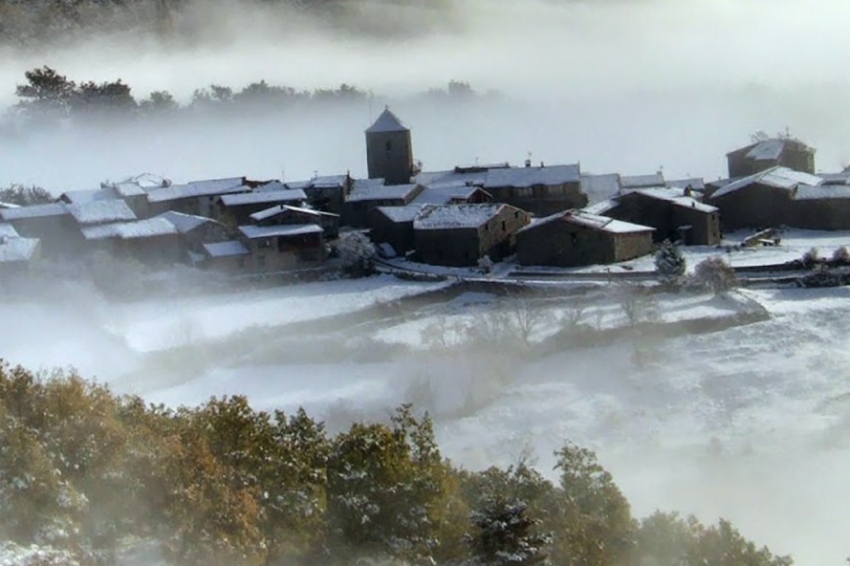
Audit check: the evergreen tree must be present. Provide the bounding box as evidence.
[654,240,686,283]
[466,495,552,566]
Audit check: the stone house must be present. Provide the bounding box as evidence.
[707,166,827,230]
[0,223,41,276]
[343,180,424,228]
[726,137,815,178]
[594,188,721,245]
[369,205,422,257]
[236,224,327,273]
[482,164,586,216]
[80,217,183,266]
[146,177,249,217]
[201,240,252,273]
[0,203,80,258]
[410,183,493,206]
[516,210,654,267]
[412,203,530,267]
[216,188,307,225]
[249,204,340,239]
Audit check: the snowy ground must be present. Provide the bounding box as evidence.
[1,265,849,565]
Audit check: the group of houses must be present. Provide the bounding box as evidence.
[1,108,848,277]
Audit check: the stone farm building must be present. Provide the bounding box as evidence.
[342,179,423,228]
[589,187,721,245]
[0,203,78,257]
[249,204,340,239]
[516,210,654,267]
[726,137,815,178]
[416,163,586,217]
[237,224,326,273]
[707,166,850,230]
[146,177,250,217]
[369,205,422,257]
[216,188,307,225]
[0,223,40,276]
[412,203,530,267]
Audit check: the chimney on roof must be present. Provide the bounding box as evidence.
[525,152,532,168]
[540,161,545,168]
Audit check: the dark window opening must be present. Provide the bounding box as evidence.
[385,140,392,152]
[501,220,506,231]
[570,233,578,244]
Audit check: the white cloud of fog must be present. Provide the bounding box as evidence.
[3,0,850,190]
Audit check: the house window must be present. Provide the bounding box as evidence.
[484,223,489,231]
[385,140,392,152]
[501,220,506,231]
[570,233,578,244]
[258,239,272,249]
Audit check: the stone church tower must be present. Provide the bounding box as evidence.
[365,107,414,186]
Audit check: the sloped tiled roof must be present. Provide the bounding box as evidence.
[366,108,408,133]
[413,203,506,230]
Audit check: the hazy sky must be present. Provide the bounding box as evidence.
[2,0,850,190]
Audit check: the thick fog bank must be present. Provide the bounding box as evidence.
[3,0,850,191]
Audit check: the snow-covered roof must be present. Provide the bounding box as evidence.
[727,138,813,160]
[792,184,850,200]
[414,169,487,188]
[666,177,706,191]
[147,177,247,203]
[620,173,665,189]
[366,108,408,133]
[0,237,39,263]
[249,204,338,223]
[82,217,178,240]
[312,174,349,188]
[220,189,306,207]
[711,166,824,199]
[203,240,250,258]
[413,203,506,230]
[120,173,171,190]
[238,224,323,239]
[0,202,20,209]
[410,184,488,205]
[582,199,619,216]
[483,164,581,188]
[581,173,621,204]
[620,187,718,213]
[0,203,68,221]
[67,200,136,225]
[61,188,119,204]
[819,172,850,185]
[560,210,654,234]
[375,205,424,223]
[0,223,20,238]
[156,211,213,233]
[111,181,148,198]
[347,181,421,203]
[746,139,785,160]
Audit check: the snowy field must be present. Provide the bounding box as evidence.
[1,268,850,565]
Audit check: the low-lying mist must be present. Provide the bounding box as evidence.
[3,0,850,191]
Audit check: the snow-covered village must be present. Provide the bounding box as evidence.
[2,109,849,288]
[3,1,850,566]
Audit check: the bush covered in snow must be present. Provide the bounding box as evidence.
[335,231,377,278]
[0,363,794,566]
[693,256,738,295]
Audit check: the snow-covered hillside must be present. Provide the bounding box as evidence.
[1,271,848,565]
